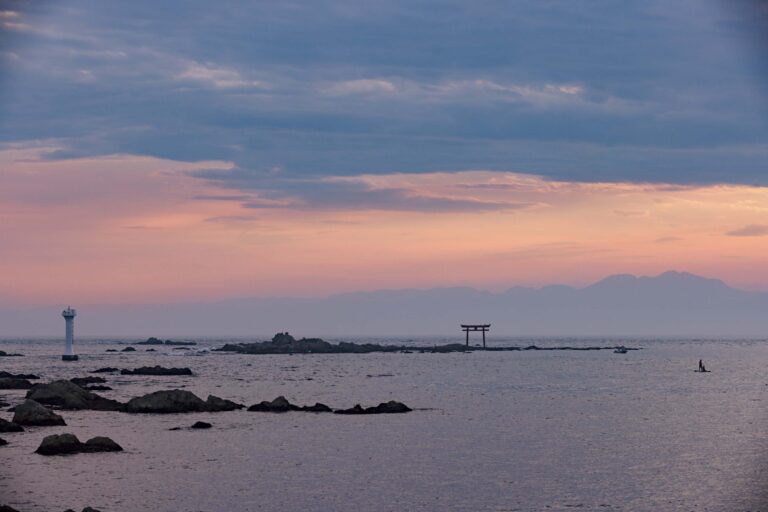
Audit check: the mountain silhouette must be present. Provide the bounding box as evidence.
[1,271,766,337]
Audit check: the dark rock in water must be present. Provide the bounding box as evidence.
[0,505,21,512]
[35,433,81,455]
[82,507,102,512]
[0,437,7,446]
[334,401,412,415]
[137,337,196,346]
[0,351,23,357]
[105,349,118,352]
[26,380,123,411]
[138,337,165,345]
[334,404,366,415]
[191,421,212,429]
[0,418,23,432]
[12,399,66,426]
[84,436,122,452]
[0,378,33,390]
[367,400,412,413]
[35,433,122,455]
[205,395,244,411]
[121,347,136,352]
[0,401,8,408]
[300,402,333,413]
[124,389,209,413]
[247,395,296,413]
[85,385,112,391]
[172,347,190,351]
[0,371,39,380]
[120,366,192,376]
[70,377,107,386]
[145,348,156,352]
[91,367,119,373]
[218,332,429,355]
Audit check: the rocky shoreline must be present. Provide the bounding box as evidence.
[216,332,640,355]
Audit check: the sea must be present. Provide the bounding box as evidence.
[1,336,768,512]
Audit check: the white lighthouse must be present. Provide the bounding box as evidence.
[62,307,78,361]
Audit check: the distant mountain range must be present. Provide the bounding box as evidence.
[2,271,767,338]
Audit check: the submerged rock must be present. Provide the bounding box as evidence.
[35,433,122,456]
[105,349,118,352]
[91,367,119,373]
[0,437,7,446]
[26,380,123,411]
[70,377,107,386]
[124,390,209,413]
[121,347,136,352]
[0,418,24,432]
[84,385,112,391]
[0,371,39,380]
[120,366,193,376]
[191,421,212,429]
[0,505,21,512]
[334,401,412,415]
[12,399,66,426]
[0,378,32,390]
[0,351,23,357]
[137,337,196,346]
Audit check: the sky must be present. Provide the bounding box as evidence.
[0,0,767,306]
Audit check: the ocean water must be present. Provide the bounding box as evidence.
[1,336,768,512]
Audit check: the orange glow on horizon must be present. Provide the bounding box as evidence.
[1,145,767,305]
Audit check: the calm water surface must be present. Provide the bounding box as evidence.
[1,336,768,511]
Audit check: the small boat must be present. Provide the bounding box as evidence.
[613,347,628,354]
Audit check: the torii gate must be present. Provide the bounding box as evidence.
[461,324,490,348]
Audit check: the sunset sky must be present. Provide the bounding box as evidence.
[1,1,767,306]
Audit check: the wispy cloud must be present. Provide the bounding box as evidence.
[177,62,268,89]
[726,224,768,236]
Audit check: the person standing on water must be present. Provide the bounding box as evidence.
[698,359,707,372]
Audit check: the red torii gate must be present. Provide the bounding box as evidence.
[461,324,490,348]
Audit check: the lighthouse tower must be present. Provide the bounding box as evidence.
[62,307,78,361]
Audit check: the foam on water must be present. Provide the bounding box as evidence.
[1,337,767,511]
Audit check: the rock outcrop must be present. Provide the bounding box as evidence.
[0,379,33,390]
[121,347,136,352]
[0,437,7,446]
[0,371,39,380]
[123,390,242,414]
[247,396,332,413]
[26,380,122,411]
[12,399,66,426]
[191,421,212,429]
[120,366,193,376]
[124,390,208,413]
[205,395,244,411]
[35,433,123,456]
[0,418,24,432]
[247,396,295,412]
[91,367,118,373]
[138,337,196,346]
[334,401,412,415]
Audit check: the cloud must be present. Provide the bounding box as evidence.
[726,224,768,236]
[323,78,398,95]
[176,62,268,90]
[1,0,768,187]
